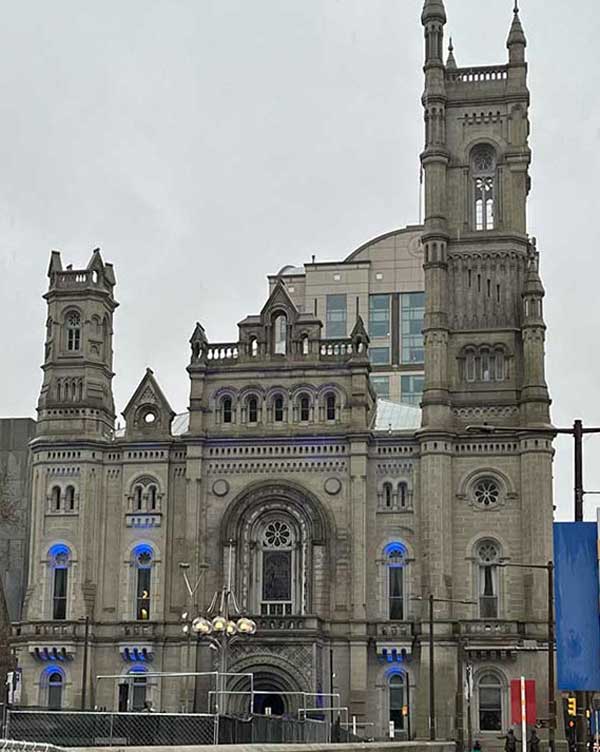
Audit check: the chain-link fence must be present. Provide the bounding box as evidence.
[5,710,218,747]
[4,709,330,747]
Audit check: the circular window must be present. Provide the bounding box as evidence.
[473,478,500,508]
[144,411,157,424]
[263,520,292,549]
[136,550,153,568]
[477,540,500,564]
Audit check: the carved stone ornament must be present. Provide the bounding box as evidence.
[324,477,341,495]
[212,479,230,497]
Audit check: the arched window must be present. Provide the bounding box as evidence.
[65,311,81,352]
[134,485,143,511]
[399,483,407,508]
[273,314,287,355]
[47,670,64,710]
[472,145,496,231]
[389,673,406,734]
[51,486,61,512]
[250,337,258,357]
[386,543,407,621]
[495,348,505,381]
[131,672,148,711]
[222,396,233,424]
[134,545,153,621]
[301,335,309,356]
[274,396,284,423]
[299,395,310,423]
[65,486,75,512]
[50,544,70,620]
[465,349,476,382]
[477,672,503,731]
[476,540,500,618]
[260,519,296,616]
[384,483,393,509]
[325,393,336,422]
[248,396,258,424]
[480,348,491,382]
[148,485,157,511]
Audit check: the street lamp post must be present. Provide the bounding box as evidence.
[499,561,555,752]
[412,594,476,742]
[179,542,256,715]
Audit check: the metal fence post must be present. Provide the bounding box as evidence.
[4,708,9,740]
[213,712,219,745]
[109,711,114,747]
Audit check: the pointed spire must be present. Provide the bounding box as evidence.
[507,0,527,53]
[446,37,457,69]
[421,0,446,24]
[47,250,63,277]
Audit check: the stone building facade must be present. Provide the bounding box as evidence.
[12,1,554,745]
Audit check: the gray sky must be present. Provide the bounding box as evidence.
[0,0,597,522]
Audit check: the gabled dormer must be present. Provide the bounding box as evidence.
[122,369,175,440]
[238,279,322,359]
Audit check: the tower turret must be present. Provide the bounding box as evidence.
[520,239,550,424]
[420,0,451,428]
[37,249,118,439]
[507,2,527,65]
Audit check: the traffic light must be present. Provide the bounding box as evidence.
[568,697,577,717]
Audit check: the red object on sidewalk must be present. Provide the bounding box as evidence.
[510,679,537,725]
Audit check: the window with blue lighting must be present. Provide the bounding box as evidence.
[49,544,70,621]
[133,545,153,621]
[385,543,407,621]
[41,666,65,710]
[389,672,406,733]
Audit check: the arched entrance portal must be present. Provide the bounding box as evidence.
[228,664,306,717]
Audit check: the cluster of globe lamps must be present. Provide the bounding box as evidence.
[181,612,257,638]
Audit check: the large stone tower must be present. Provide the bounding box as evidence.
[416,0,554,735]
[36,249,118,439]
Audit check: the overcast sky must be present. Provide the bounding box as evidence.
[0,0,597,522]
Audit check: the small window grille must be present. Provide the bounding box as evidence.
[326,393,336,421]
[300,395,310,422]
[274,397,284,423]
[248,397,258,423]
[222,397,233,424]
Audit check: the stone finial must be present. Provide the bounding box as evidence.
[507,1,527,51]
[446,37,457,69]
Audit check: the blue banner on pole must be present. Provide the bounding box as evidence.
[554,522,600,691]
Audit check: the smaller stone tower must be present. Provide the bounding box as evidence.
[37,249,118,439]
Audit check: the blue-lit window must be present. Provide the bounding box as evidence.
[370,347,390,365]
[400,375,424,406]
[386,543,407,621]
[400,293,425,364]
[42,667,65,710]
[371,376,390,399]
[134,546,153,621]
[369,295,391,337]
[389,673,406,732]
[50,545,70,620]
[326,295,347,338]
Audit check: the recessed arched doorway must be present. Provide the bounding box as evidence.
[227,664,306,717]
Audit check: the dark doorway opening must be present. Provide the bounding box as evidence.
[254,692,285,716]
